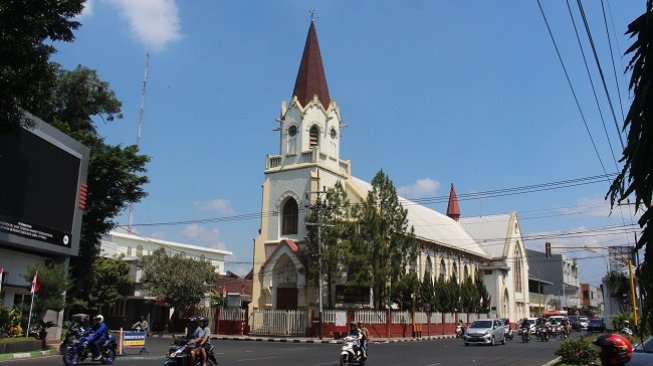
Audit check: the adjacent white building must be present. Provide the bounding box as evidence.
[99,230,232,330]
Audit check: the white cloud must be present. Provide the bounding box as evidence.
[106,0,182,50]
[400,178,441,199]
[193,199,236,215]
[182,224,227,250]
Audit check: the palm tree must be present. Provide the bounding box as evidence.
[607,1,653,335]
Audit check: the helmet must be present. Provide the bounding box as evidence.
[198,316,208,325]
[593,334,633,364]
[188,316,200,324]
[94,315,104,323]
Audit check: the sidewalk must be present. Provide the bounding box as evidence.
[211,333,457,343]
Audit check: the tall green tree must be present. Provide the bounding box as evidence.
[607,271,630,312]
[0,0,84,134]
[460,277,479,313]
[420,276,436,312]
[88,257,133,310]
[139,248,216,314]
[22,262,70,321]
[42,65,149,310]
[304,181,356,308]
[353,170,418,309]
[475,273,491,313]
[607,1,653,335]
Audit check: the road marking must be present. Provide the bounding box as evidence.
[426,363,441,366]
[237,356,279,362]
[313,362,335,365]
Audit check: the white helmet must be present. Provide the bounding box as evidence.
[94,314,104,323]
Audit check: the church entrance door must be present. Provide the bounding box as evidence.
[276,288,298,310]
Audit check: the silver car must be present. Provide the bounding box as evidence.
[463,319,506,346]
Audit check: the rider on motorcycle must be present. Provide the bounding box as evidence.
[347,322,362,357]
[357,321,369,358]
[83,315,109,361]
[190,316,211,366]
[593,333,633,366]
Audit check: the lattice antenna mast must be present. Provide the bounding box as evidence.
[128,48,151,232]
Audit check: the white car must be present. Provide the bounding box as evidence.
[463,319,506,346]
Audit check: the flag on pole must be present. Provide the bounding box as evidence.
[480,296,484,307]
[30,271,40,294]
[222,285,227,297]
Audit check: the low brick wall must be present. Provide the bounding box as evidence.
[0,339,44,354]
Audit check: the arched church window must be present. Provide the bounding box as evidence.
[309,125,319,148]
[282,197,299,235]
[452,262,458,283]
[464,264,469,279]
[287,125,298,154]
[514,244,523,292]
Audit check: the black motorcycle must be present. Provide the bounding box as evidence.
[536,326,550,342]
[59,321,86,355]
[62,336,118,366]
[163,335,219,366]
[520,327,530,343]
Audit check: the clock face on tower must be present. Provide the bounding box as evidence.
[288,125,297,137]
[330,127,337,139]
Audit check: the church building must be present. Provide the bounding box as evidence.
[249,21,530,322]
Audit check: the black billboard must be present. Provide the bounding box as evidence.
[0,128,81,247]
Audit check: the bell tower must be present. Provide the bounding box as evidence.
[252,20,351,311]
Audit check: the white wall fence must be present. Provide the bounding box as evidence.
[249,310,307,336]
[248,309,490,336]
[220,308,246,321]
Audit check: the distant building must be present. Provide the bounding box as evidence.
[528,276,554,317]
[580,283,604,316]
[99,230,232,330]
[526,249,580,313]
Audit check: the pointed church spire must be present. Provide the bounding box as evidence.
[292,20,331,110]
[447,183,461,221]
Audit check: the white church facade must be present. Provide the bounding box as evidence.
[249,21,530,322]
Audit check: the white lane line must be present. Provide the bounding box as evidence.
[426,363,441,366]
[313,362,335,365]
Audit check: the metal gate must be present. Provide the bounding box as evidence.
[250,310,307,336]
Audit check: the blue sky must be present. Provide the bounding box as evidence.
[51,1,644,285]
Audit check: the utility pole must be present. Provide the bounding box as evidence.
[306,184,330,340]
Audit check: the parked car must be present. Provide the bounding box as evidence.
[633,335,653,354]
[587,318,606,333]
[578,316,589,330]
[463,319,506,346]
[628,352,653,366]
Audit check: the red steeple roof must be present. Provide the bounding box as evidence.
[447,183,461,221]
[292,21,330,110]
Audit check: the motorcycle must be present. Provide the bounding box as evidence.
[163,335,219,366]
[455,323,465,338]
[62,335,118,366]
[536,326,550,342]
[519,327,530,343]
[59,321,86,355]
[504,326,513,341]
[620,326,633,337]
[340,336,366,366]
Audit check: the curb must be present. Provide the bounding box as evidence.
[0,348,58,362]
[541,356,561,366]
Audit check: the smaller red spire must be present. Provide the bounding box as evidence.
[292,21,330,109]
[447,183,461,221]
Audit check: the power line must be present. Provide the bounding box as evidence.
[536,0,609,176]
[575,0,625,149]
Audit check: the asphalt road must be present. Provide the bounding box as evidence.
[2,335,564,366]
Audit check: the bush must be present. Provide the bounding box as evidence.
[555,337,599,365]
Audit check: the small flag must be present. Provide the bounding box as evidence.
[479,296,484,307]
[30,272,40,294]
[222,285,227,297]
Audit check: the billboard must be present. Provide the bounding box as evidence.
[0,115,90,256]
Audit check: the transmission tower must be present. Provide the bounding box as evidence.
[128,48,151,232]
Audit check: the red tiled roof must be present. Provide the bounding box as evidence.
[292,21,330,110]
[260,239,302,271]
[446,183,461,221]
